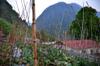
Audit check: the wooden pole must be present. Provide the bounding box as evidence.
[32,0,38,66]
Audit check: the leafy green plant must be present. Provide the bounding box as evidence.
[13,41,34,66]
[38,44,74,66]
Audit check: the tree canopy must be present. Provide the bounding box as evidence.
[69,7,100,41]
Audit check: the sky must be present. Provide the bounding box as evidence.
[7,0,100,23]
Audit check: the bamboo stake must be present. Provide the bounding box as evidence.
[32,0,38,66]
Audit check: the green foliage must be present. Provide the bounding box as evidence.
[69,7,100,41]
[0,18,12,35]
[13,41,34,66]
[22,44,34,66]
[38,44,74,66]
[72,57,98,66]
[39,30,55,41]
[38,44,99,66]
[0,0,29,35]
[0,42,99,66]
[0,43,11,65]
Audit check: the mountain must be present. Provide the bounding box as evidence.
[36,2,81,38]
[0,0,28,28]
[97,12,100,18]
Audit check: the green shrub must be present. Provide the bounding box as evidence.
[0,18,12,35]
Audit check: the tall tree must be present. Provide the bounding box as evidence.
[69,7,100,41]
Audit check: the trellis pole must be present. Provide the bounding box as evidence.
[32,0,38,66]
